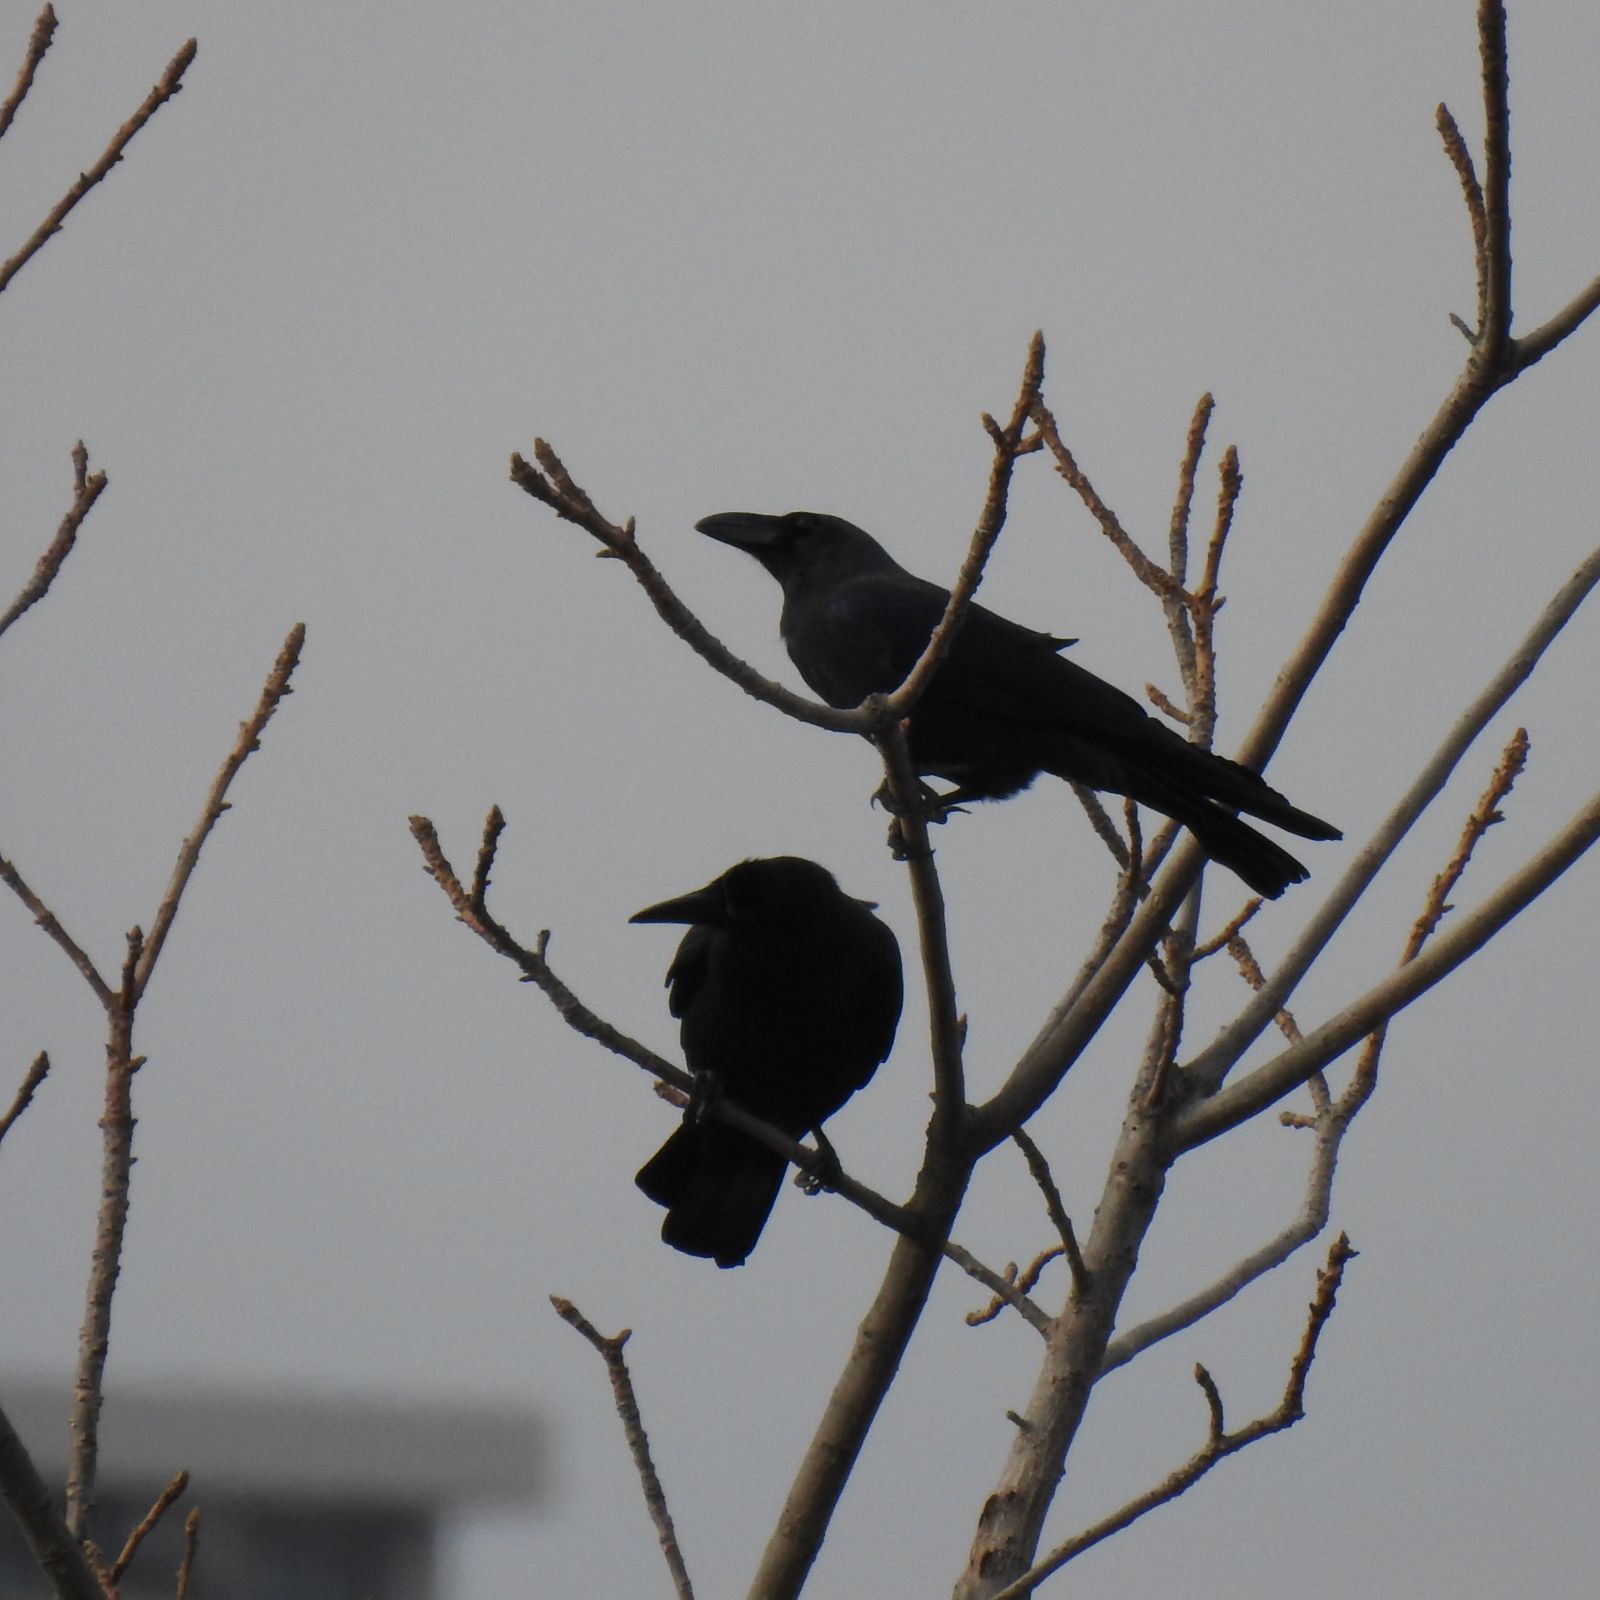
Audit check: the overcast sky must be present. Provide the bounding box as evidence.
[2,3,1597,1596]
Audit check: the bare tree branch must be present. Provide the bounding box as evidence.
[66,938,138,1540]
[1011,1128,1088,1294]
[0,442,106,643]
[952,1246,1054,1336]
[968,823,1203,1153]
[0,1051,50,1148]
[0,5,56,144]
[1100,1109,1346,1373]
[509,447,859,734]
[64,630,304,1538]
[409,809,683,1085]
[1475,0,1512,356]
[1436,101,1487,334]
[0,35,198,296]
[1183,545,1600,1095]
[1031,400,1182,602]
[0,1394,106,1600]
[1512,272,1600,372]
[173,1509,199,1600]
[1161,394,1213,686]
[0,851,113,1007]
[132,624,306,1000]
[872,720,967,1132]
[988,1235,1356,1600]
[111,1471,189,1584]
[1228,6,1598,797]
[1336,726,1528,1121]
[1186,445,1240,745]
[880,333,1044,718]
[1175,785,1600,1150]
[551,1300,694,1600]
[965,1247,1064,1329]
[747,1155,970,1599]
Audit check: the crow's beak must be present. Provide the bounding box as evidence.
[629,883,721,927]
[694,512,788,552]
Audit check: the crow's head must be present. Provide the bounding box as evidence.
[630,856,861,936]
[695,511,902,595]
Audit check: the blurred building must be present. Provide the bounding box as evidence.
[0,1381,541,1599]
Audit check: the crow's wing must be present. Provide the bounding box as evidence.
[800,572,1158,747]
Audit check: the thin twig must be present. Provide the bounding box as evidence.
[1190,897,1263,961]
[1342,726,1529,1107]
[882,333,1045,717]
[1223,932,1303,1046]
[409,810,683,1088]
[956,1247,1055,1335]
[1186,445,1239,745]
[1436,101,1487,335]
[989,1235,1356,1600]
[551,1300,694,1600]
[1162,394,1213,688]
[873,720,966,1135]
[0,1052,50,1147]
[111,1470,189,1583]
[965,1247,1064,1330]
[1511,272,1600,373]
[1031,400,1183,602]
[0,442,106,642]
[0,36,198,296]
[132,624,305,1000]
[1069,783,1131,872]
[1011,1128,1089,1293]
[0,5,56,144]
[1406,727,1528,957]
[0,851,112,1007]
[173,1509,199,1600]
[510,447,857,734]
[1144,681,1190,724]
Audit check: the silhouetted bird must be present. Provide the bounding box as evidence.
[632,856,903,1267]
[697,511,1340,899]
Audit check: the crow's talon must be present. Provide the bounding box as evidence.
[687,1070,721,1125]
[797,1129,844,1195]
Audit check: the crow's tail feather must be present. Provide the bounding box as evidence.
[636,1121,788,1268]
[1126,771,1313,898]
[1163,741,1341,841]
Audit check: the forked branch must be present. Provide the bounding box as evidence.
[988,1235,1356,1600]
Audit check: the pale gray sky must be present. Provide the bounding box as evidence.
[2,2,1597,1596]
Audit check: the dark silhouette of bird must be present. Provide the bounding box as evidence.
[631,855,903,1267]
[696,510,1340,899]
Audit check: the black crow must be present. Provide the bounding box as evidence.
[697,511,1339,898]
[632,856,903,1267]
